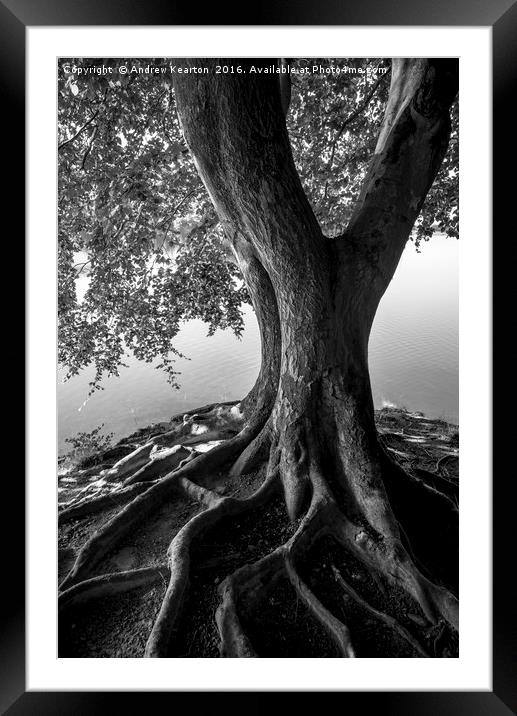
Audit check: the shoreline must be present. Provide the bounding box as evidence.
[58,405,458,507]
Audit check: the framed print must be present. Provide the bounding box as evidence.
[6,0,512,711]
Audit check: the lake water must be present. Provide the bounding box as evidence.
[57,235,458,453]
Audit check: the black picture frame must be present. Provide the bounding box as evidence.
[8,0,511,712]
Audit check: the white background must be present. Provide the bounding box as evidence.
[27,26,491,691]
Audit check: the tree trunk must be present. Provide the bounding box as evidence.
[232,236,281,425]
[172,58,456,527]
[171,57,459,632]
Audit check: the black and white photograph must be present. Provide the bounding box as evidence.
[56,57,460,659]
[0,0,505,704]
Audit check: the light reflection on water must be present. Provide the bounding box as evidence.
[58,235,458,452]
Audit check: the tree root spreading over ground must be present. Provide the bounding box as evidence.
[58,404,459,658]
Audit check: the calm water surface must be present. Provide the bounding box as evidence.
[58,235,458,453]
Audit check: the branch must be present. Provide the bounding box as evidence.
[81,124,98,171]
[74,259,92,276]
[59,87,109,152]
[159,188,198,229]
[330,72,390,167]
[173,59,326,277]
[323,71,390,200]
[338,59,458,288]
[58,110,99,151]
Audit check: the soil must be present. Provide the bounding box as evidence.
[297,534,458,657]
[59,509,120,553]
[197,467,268,501]
[241,575,342,657]
[242,578,339,658]
[58,407,459,658]
[168,494,298,657]
[97,495,201,574]
[59,581,167,657]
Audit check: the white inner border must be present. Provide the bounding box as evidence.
[27,27,492,691]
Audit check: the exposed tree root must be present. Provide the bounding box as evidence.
[214,466,346,657]
[330,513,458,631]
[58,405,459,659]
[145,469,281,657]
[285,557,356,657]
[217,548,284,657]
[412,466,458,502]
[330,564,428,656]
[380,449,459,595]
[59,565,170,612]
[59,413,267,592]
[229,418,272,478]
[212,432,458,658]
[121,446,195,487]
[101,405,244,486]
[59,481,156,525]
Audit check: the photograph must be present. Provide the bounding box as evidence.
[57,56,460,659]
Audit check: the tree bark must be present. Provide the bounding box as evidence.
[231,235,281,425]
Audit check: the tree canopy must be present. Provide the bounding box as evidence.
[58,58,458,395]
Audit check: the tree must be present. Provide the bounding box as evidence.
[58,58,459,659]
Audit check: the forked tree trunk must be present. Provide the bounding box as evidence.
[58,59,460,658]
[173,58,458,532]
